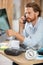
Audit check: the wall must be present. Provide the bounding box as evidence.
[0,0,13,27]
[41,0,43,17]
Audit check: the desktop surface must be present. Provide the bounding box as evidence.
[0,50,43,65]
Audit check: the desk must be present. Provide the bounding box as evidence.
[0,50,43,65]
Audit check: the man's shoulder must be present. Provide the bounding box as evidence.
[39,17,43,21]
[38,17,43,25]
[38,17,43,29]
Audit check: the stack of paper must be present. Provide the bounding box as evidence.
[0,42,8,50]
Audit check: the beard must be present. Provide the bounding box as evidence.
[26,15,36,23]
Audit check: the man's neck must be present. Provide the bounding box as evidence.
[32,17,38,27]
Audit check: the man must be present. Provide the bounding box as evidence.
[6,2,43,65]
[7,2,43,49]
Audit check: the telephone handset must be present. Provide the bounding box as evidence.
[23,14,27,24]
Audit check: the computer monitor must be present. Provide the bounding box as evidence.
[0,8,12,42]
[0,8,11,31]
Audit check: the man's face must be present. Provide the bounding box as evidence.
[25,7,38,22]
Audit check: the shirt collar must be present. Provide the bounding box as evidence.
[27,17,41,29]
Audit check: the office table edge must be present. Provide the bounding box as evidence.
[0,50,43,65]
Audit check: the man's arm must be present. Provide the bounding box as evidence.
[6,21,43,47]
[6,29,25,42]
[19,20,25,34]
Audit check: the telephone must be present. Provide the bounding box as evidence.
[23,14,27,24]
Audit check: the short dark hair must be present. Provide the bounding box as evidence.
[25,2,41,17]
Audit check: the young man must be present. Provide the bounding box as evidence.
[6,2,43,65]
[7,2,43,50]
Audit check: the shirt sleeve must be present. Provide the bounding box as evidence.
[23,22,43,47]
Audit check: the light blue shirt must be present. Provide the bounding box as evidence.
[22,17,43,49]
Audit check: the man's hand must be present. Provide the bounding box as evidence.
[6,29,15,37]
[6,29,24,42]
[19,16,26,24]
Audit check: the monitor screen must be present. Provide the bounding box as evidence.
[0,8,11,31]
